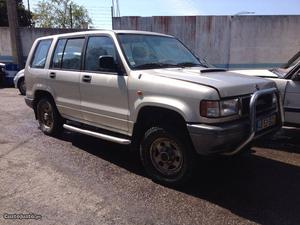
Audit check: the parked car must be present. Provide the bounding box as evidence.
[14,69,26,95]
[232,51,300,127]
[0,63,5,85]
[0,63,19,86]
[24,30,282,185]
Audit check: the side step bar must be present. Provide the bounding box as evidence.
[63,124,131,145]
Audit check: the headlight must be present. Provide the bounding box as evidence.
[200,98,239,118]
[220,98,239,117]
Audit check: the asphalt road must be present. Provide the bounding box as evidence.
[1,88,300,225]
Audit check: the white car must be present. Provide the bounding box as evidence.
[13,69,26,95]
[232,52,300,127]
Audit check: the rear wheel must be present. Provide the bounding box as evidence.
[140,126,197,186]
[36,97,63,136]
[18,78,26,95]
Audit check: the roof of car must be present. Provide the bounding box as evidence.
[37,30,173,40]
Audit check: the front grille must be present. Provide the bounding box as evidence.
[241,93,276,116]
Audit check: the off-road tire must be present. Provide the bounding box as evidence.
[36,97,63,136]
[140,126,197,186]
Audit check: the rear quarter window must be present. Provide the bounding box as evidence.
[30,39,52,68]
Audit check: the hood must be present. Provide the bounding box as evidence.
[141,67,276,97]
[231,69,279,78]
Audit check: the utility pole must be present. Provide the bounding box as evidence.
[115,0,120,17]
[70,4,73,28]
[6,0,24,68]
[27,0,30,12]
[111,0,120,29]
[111,0,120,18]
[111,0,114,17]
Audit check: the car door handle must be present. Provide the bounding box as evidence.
[49,72,56,78]
[82,75,92,83]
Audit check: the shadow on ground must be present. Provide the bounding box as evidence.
[59,128,300,225]
[254,126,300,153]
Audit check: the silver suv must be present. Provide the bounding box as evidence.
[25,30,283,185]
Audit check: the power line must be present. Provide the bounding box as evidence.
[83,6,112,28]
[30,3,113,29]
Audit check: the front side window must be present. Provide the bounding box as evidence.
[61,38,85,70]
[31,39,52,68]
[84,36,117,72]
[118,34,201,69]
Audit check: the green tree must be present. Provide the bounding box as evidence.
[0,0,33,27]
[33,0,92,28]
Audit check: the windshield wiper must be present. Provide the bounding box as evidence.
[133,62,206,69]
[133,63,177,69]
[176,62,202,68]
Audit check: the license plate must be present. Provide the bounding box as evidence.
[256,114,276,131]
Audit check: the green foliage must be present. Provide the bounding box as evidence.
[0,0,33,27]
[33,0,92,28]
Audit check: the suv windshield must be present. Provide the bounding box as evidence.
[118,34,204,69]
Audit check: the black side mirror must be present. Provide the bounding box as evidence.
[99,55,118,72]
[294,72,300,81]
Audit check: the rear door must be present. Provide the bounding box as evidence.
[79,35,129,134]
[26,38,53,96]
[48,37,85,120]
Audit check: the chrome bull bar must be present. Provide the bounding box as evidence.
[224,87,283,155]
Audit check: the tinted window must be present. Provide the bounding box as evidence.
[61,38,84,70]
[84,36,117,72]
[51,39,67,69]
[31,39,52,68]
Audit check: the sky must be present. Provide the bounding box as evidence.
[28,0,300,29]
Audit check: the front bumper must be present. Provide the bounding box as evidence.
[187,88,283,155]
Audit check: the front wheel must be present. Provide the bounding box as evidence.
[140,126,197,186]
[36,97,63,136]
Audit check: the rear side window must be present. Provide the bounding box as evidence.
[61,38,84,70]
[51,39,67,69]
[31,39,52,68]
